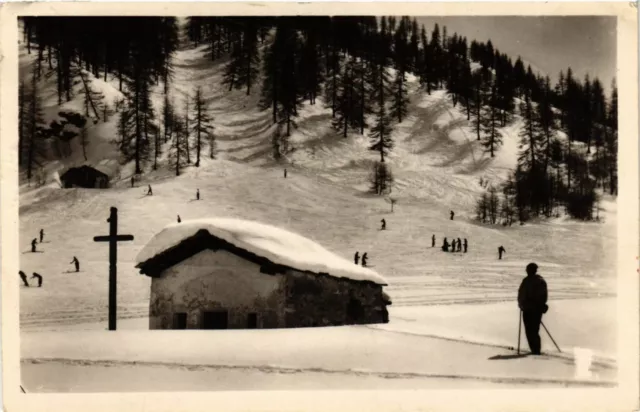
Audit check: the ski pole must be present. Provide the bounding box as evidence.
[517,310,522,355]
[541,321,562,353]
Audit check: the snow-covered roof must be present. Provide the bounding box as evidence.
[136,218,388,285]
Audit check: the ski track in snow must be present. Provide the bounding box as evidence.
[22,358,614,388]
[17,28,618,389]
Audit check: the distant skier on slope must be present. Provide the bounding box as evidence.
[284,169,287,179]
[361,253,368,267]
[381,219,386,230]
[498,245,506,260]
[31,238,37,253]
[31,272,43,287]
[354,251,360,265]
[70,256,80,272]
[177,215,181,223]
[131,176,135,188]
[450,210,455,220]
[19,271,29,287]
[457,238,462,252]
[147,185,153,196]
[463,238,468,253]
[39,229,44,243]
[518,263,548,355]
[442,238,449,252]
[196,189,200,200]
[432,234,436,248]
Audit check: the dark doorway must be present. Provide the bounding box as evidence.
[247,313,258,329]
[347,297,364,323]
[173,313,187,329]
[202,311,228,330]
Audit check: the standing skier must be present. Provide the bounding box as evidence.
[457,238,462,252]
[432,234,436,248]
[19,271,29,287]
[381,219,386,230]
[31,272,43,287]
[31,238,37,253]
[177,215,181,223]
[39,229,44,243]
[131,176,135,188]
[442,238,449,252]
[147,185,153,196]
[196,189,200,200]
[498,245,506,260]
[450,210,455,220]
[361,252,368,267]
[284,169,287,179]
[354,251,360,265]
[518,263,548,355]
[463,238,468,253]
[70,256,80,272]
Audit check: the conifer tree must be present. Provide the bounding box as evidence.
[332,58,358,137]
[18,80,27,167]
[192,86,215,165]
[471,71,484,141]
[369,99,394,163]
[169,117,187,176]
[162,94,175,144]
[184,94,191,164]
[605,79,618,195]
[480,80,502,157]
[419,25,431,94]
[300,24,324,104]
[25,66,48,182]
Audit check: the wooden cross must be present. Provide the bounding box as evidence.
[93,207,134,331]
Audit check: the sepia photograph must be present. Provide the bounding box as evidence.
[1,2,638,411]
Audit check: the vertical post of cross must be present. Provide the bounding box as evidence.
[94,207,134,331]
[108,207,117,331]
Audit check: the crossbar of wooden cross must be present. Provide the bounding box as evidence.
[93,207,134,331]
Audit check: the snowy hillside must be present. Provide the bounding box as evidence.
[18,20,618,391]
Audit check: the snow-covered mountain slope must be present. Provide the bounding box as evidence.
[18,25,617,390]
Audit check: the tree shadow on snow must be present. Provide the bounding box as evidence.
[488,353,530,360]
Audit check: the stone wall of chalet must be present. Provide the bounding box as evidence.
[283,270,389,327]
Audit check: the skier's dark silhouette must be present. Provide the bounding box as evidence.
[39,229,44,243]
[177,215,181,223]
[19,271,29,287]
[432,234,436,247]
[361,253,368,267]
[147,185,153,196]
[498,246,506,260]
[31,238,37,253]
[457,238,462,252]
[450,210,455,220]
[284,169,287,179]
[131,176,135,188]
[31,272,43,287]
[518,263,548,355]
[463,238,468,253]
[354,251,360,265]
[196,189,200,200]
[450,240,456,253]
[70,256,80,272]
[442,238,449,252]
[381,219,386,230]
